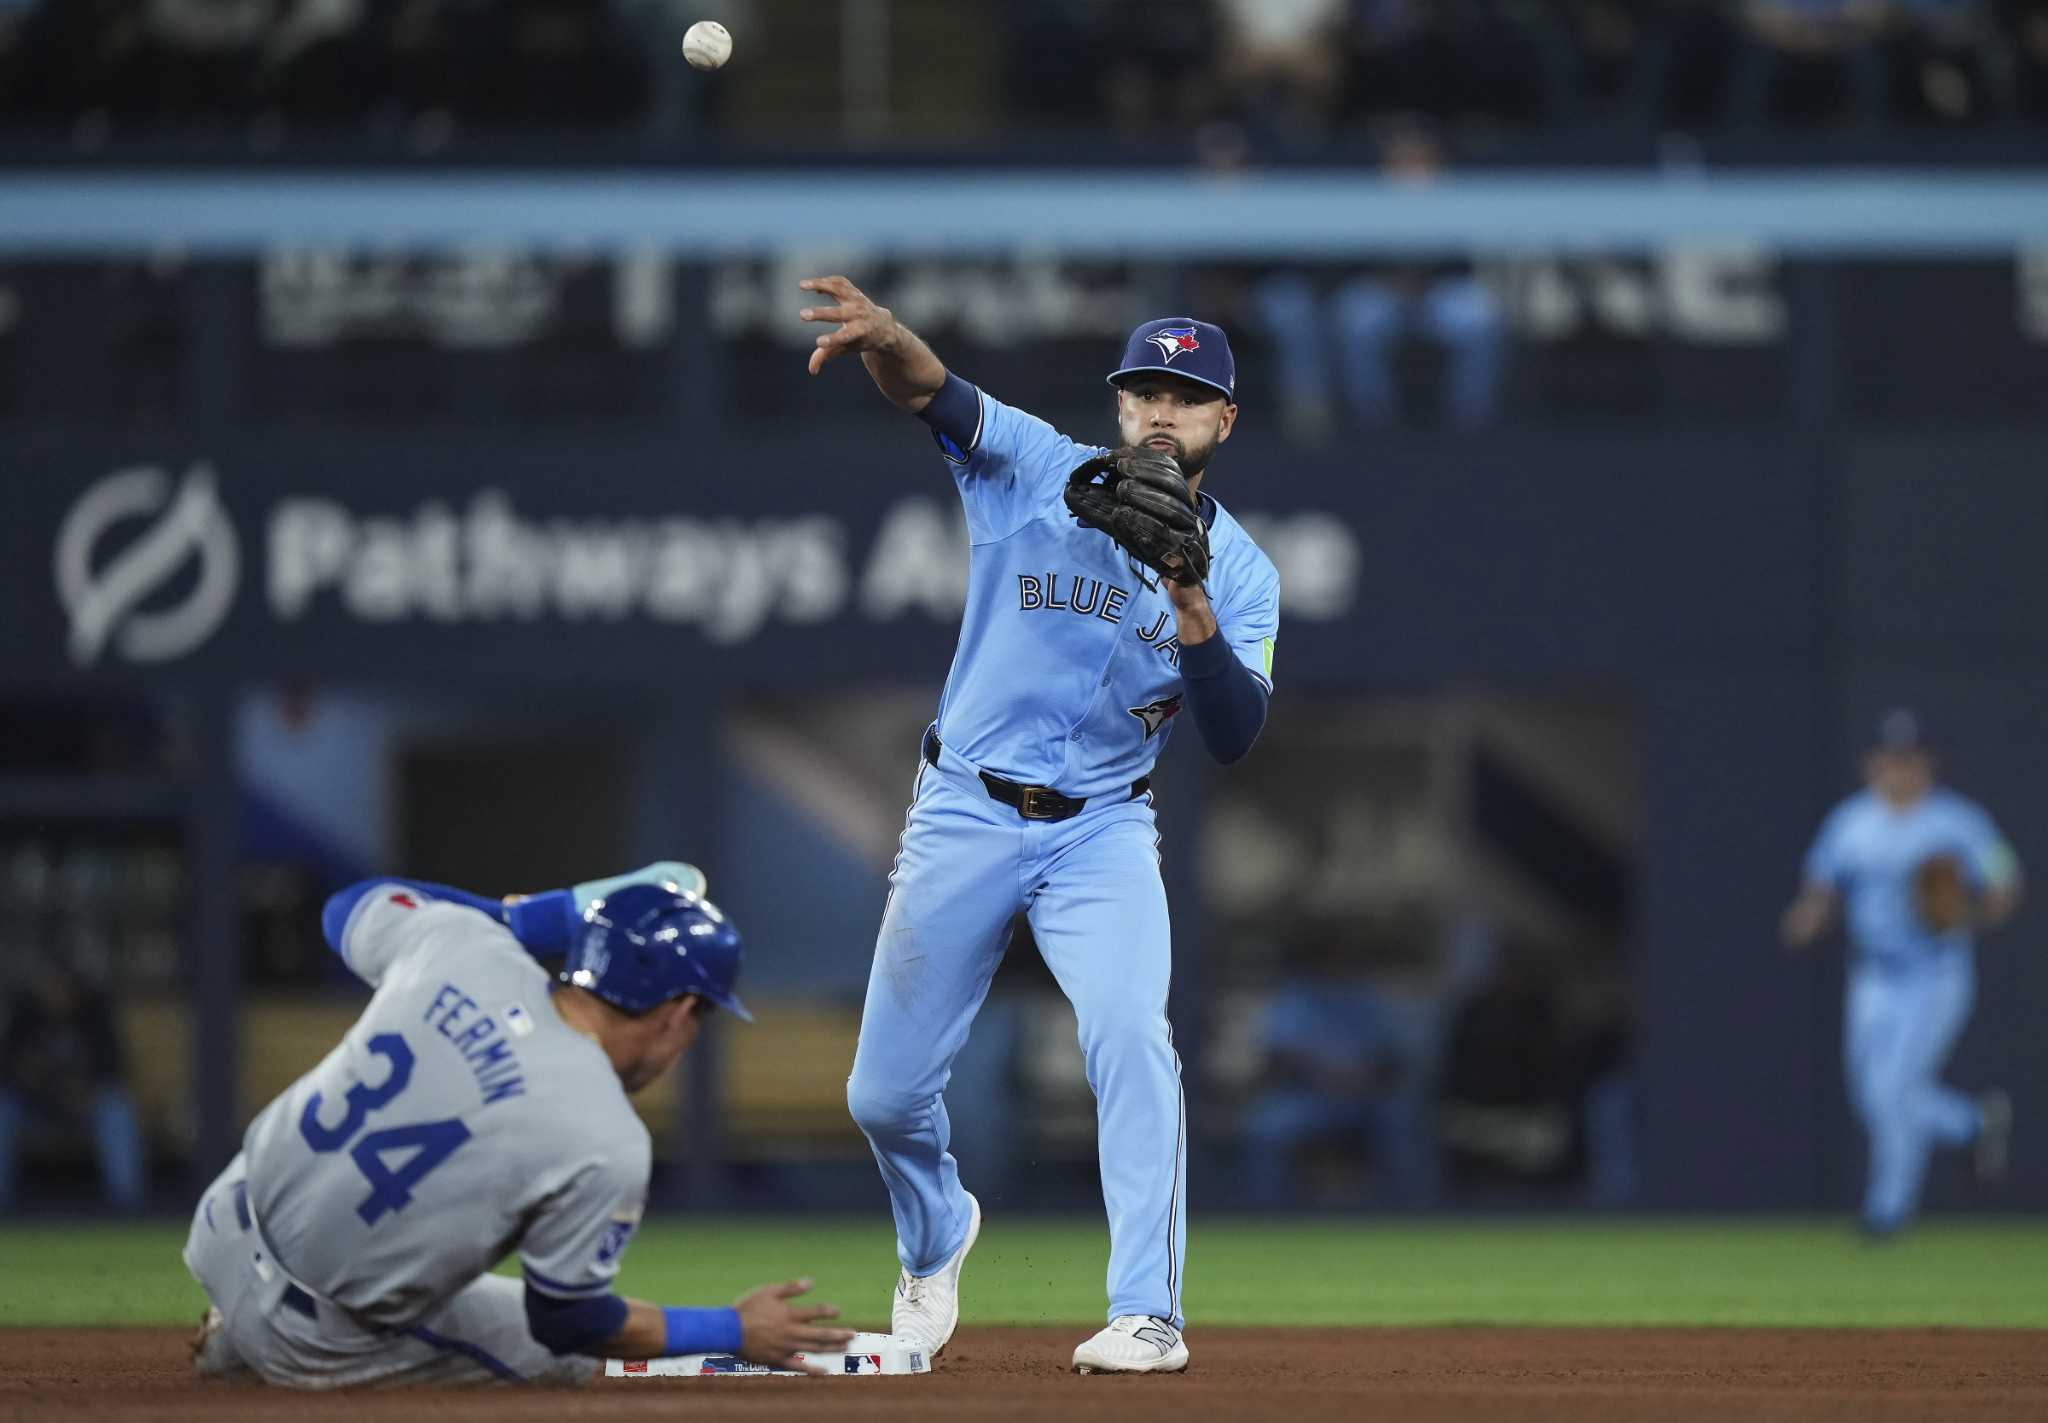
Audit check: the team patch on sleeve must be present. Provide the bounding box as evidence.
[596,1204,644,1266]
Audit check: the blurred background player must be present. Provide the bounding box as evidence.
[1250,120,1507,439]
[185,864,855,1387]
[1781,709,2023,1237]
[0,955,147,1215]
[1238,932,1431,1208]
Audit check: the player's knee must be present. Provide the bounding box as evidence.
[846,1075,922,1138]
[1075,1001,1171,1064]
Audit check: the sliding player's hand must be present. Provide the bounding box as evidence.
[733,1278,857,1374]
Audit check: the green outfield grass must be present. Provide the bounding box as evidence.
[5,1218,2046,1330]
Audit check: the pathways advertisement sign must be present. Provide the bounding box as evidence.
[30,451,1361,686]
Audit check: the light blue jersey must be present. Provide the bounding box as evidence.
[1803,788,2016,964]
[933,390,1279,799]
[1799,785,2018,1233]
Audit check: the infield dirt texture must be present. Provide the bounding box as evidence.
[5,1219,2046,1421]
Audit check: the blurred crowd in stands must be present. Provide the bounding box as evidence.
[0,0,692,135]
[1076,0,2048,137]
[1,0,2045,144]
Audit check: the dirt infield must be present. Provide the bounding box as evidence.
[5,1325,2047,1422]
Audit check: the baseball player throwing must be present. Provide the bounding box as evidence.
[184,863,855,1386]
[1781,710,2023,1236]
[800,276,1280,1373]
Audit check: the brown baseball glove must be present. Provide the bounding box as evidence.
[1913,854,1974,934]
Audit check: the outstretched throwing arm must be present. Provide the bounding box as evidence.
[798,274,947,410]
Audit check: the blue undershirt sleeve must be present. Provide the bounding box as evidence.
[523,1286,631,1356]
[1179,633,1269,765]
[915,371,983,459]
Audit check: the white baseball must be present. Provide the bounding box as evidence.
[682,20,731,71]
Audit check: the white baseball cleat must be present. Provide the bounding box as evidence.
[891,1192,980,1358]
[1073,1315,1189,1374]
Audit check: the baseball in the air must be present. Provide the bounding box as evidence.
[682,20,731,71]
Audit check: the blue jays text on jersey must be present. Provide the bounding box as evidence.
[1015,572,1181,659]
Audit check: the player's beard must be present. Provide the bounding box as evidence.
[1140,431,1217,480]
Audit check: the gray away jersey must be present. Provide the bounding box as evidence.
[240,886,651,1327]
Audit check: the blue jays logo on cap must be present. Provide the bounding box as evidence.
[1146,326,1202,364]
[1109,317,1237,401]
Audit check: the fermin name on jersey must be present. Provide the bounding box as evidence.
[424,982,527,1106]
[1017,573,1182,664]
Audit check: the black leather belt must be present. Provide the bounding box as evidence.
[924,727,1148,823]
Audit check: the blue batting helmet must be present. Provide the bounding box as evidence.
[561,883,753,1021]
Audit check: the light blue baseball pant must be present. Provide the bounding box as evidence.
[1845,952,1980,1231]
[846,733,1188,1328]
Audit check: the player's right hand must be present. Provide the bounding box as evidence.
[797,275,899,376]
[1779,891,1833,950]
[732,1278,856,1375]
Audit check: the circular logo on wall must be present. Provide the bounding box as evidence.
[54,464,240,666]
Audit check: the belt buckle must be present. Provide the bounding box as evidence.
[1017,786,1064,820]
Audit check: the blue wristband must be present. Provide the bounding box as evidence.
[662,1305,743,1357]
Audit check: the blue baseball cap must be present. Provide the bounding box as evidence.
[1107,317,1236,402]
[1875,707,1930,753]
